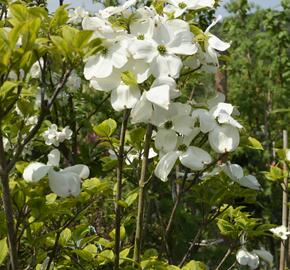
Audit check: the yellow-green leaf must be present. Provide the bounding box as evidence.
[0,238,8,265]
[248,137,264,150]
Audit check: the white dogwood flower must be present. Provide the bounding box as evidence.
[129,18,198,78]
[43,124,72,147]
[154,130,211,182]
[270,225,290,240]
[153,103,194,153]
[84,39,129,80]
[23,149,90,197]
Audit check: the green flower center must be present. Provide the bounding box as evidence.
[157,44,167,55]
[164,121,173,129]
[178,2,187,9]
[178,144,188,152]
[101,48,108,56]
[137,34,145,40]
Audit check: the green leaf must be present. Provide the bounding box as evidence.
[59,228,71,247]
[83,244,97,257]
[0,238,8,265]
[15,161,28,173]
[109,226,126,241]
[182,260,206,270]
[46,193,57,204]
[74,30,94,49]
[49,5,69,30]
[125,189,139,207]
[73,250,93,261]
[93,118,117,137]
[97,250,114,264]
[0,81,19,97]
[248,137,264,150]
[50,36,70,58]
[265,166,286,181]
[120,247,131,264]
[127,127,146,147]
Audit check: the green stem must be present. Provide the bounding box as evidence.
[133,124,153,263]
[114,109,130,270]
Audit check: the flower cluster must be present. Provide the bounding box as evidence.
[81,0,253,185]
[43,124,73,147]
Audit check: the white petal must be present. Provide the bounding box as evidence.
[151,54,182,78]
[130,20,153,38]
[146,84,170,110]
[189,0,215,9]
[248,253,259,269]
[208,34,231,51]
[47,149,60,167]
[217,112,243,129]
[209,125,240,153]
[63,165,90,179]
[130,93,153,124]
[84,55,113,79]
[48,170,81,198]
[111,84,140,111]
[151,77,180,99]
[182,128,200,146]
[172,115,193,135]
[155,129,178,153]
[210,103,234,118]
[192,109,217,133]
[82,16,105,30]
[236,249,250,265]
[286,149,290,161]
[168,31,198,55]
[129,40,157,62]
[152,21,171,44]
[23,162,50,183]
[222,163,244,181]
[90,69,121,91]
[110,42,128,69]
[238,175,261,191]
[165,18,190,33]
[123,59,150,83]
[253,249,273,264]
[154,151,180,182]
[179,146,212,171]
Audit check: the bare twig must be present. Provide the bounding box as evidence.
[280,130,288,270]
[133,124,153,263]
[114,109,130,270]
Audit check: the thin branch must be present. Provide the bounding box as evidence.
[0,130,18,270]
[6,69,72,172]
[133,124,153,263]
[114,109,130,270]
[215,248,232,270]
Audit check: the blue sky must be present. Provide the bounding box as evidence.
[47,0,281,14]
